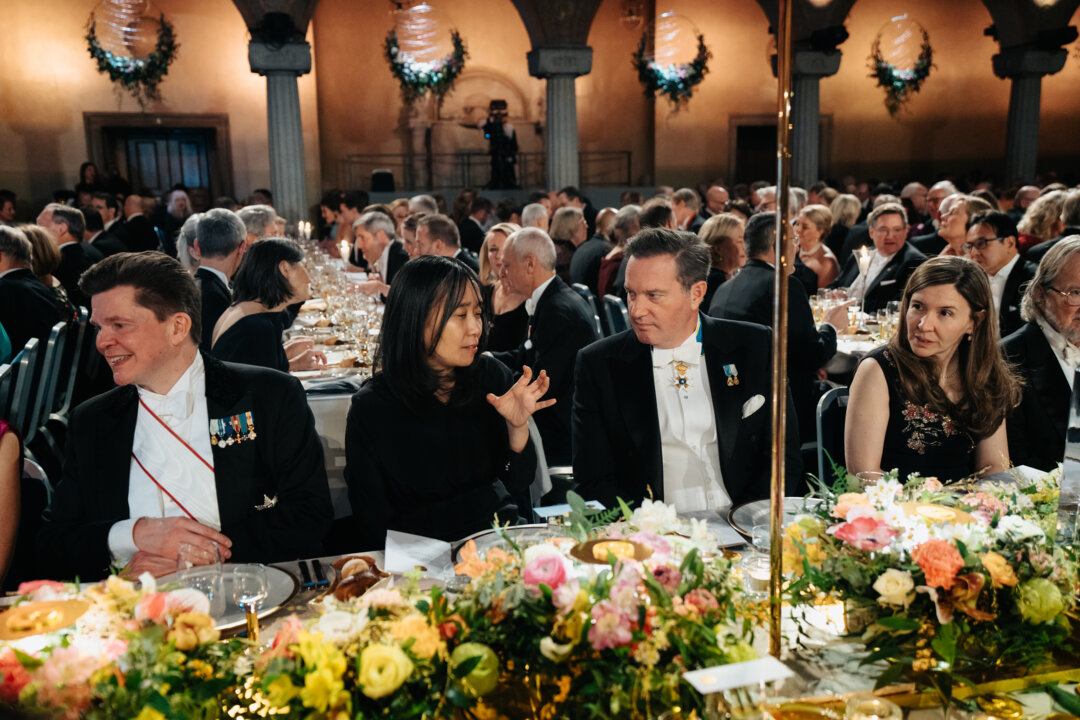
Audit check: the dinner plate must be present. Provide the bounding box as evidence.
[156,564,298,632]
[727,497,824,538]
[450,524,566,563]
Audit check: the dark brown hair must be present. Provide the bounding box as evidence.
[887,256,1021,440]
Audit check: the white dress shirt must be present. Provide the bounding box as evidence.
[650,321,729,512]
[374,241,392,279]
[525,275,556,317]
[849,250,895,303]
[107,353,220,563]
[1036,316,1080,391]
[988,253,1020,322]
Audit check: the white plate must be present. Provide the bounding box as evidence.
[727,497,824,538]
[156,564,298,632]
[451,524,562,563]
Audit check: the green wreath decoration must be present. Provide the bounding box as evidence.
[632,32,711,108]
[86,12,178,108]
[869,28,933,117]
[384,29,468,105]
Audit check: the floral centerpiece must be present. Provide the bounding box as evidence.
[0,575,245,719]
[257,496,755,719]
[787,468,1079,703]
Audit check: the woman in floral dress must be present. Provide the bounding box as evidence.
[845,256,1022,483]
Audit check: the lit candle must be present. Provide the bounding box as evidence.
[339,239,350,262]
[856,245,872,276]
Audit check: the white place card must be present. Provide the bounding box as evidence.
[384,530,453,580]
[683,656,793,695]
[533,501,606,519]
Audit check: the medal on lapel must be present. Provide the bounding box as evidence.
[210,412,257,446]
[672,360,691,390]
[243,411,257,441]
[723,364,739,386]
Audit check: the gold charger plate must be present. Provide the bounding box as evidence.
[569,539,653,564]
[899,502,976,525]
[0,599,89,640]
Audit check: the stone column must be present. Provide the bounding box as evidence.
[528,47,592,190]
[789,51,841,188]
[993,48,1067,183]
[249,41,311,224]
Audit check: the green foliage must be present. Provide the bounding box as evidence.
[384,29,467,106]
[631,32,711,108]
[86,13,178,109]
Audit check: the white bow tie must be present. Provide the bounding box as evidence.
[652,343,702,368]
[1062,343,1080,372]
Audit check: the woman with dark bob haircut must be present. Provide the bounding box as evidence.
[344,255,552,546]
[210,237,324,372]
[846,256,1022,482]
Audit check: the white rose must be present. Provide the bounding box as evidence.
[996,515,1045,541]
[539,636,574,662]
[523,543,566,566]
[316,610,367,646]
[873,569,914,607]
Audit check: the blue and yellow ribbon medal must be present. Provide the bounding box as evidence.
[723,364,739,387]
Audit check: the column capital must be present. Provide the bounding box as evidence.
[527,46,592,79]
[992,47,1067,79]
[248,40,312,77]
[770,50,842,80]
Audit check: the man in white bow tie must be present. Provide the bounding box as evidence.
[572,228,801,512]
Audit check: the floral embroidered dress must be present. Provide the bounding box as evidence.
[866,346,976,483]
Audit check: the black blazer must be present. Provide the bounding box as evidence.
[454,248,480,273]
[833,242,927,312]
[55,242,103,309]
[571,315,802,508]
[196,268,231,354]
[38,354,333,580]
[490,276,600,465]
[90,228,128,257]
[121,215,160,253]
[911,231,947,256]
[568,235,612,296]
[1024,228,1080,266]
[211,313,289,373]
[384,241,410,286]
[1002,322,1068,472]
[708,258,836,440]
[0,269,64,354]
[458,218,485,254]
[997,259,1035,339]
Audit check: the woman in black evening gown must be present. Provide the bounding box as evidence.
[478,222,528,353]
[211,238,324,372]
[846,256,1022,483]
[344,256,552,547]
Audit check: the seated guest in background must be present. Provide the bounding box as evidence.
[236,204,280,245]
[494,197,522,226]
[964,210,1033,339]
[335,190,368,256]
[672,188,706,233]
[345,256,547,547]
[710,213,849,443]
[87,193,128,256]
[900,182,930,235]
[492,228,599,465]
[38,203,101,308]
[569,207,615,296]
[795,204,840,288]
[408,193,439,217]
[938,195,994,256]
[703,185,729,219]
[826,193,861,256]
[847,256,1021,483]
[557,186,598,237]
[318,190,344,249]
[0,189,16,226]
[550,206,587,283]
[698,212,746,308]
[834,203,927,313]
[1003,236,1080,471]
[911,181,959,255]
[479,222,528,353]
[400,214,422,260]
[841,193,899,259]
[451,188,477,227]
[640,198,677,230]
[1008,185,1041,223]
[160,189,192,257]
[21,224,76,320]
[352,211,410,300]
[458,196,493,254]
[598,204,640,299]
[573,228,802,510]
[211,238,325,372]
[177,212,204,273]
[1025,190,1080,265]
[192,209,248,354]
[1018,190,1069,255]
[0,227,64,354]
[39,252,333,580]
[416,213,479,272]
[121,193,159,253]
[521,202,549,233]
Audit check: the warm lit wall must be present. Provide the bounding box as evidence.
[0,0,321,221]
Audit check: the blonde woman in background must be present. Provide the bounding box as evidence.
[826,193,861,256]
[698,212,746,307]
[1018,190,1068,253]
[794,204,840,288]
[20,224,76,320]
[479,222,528,353]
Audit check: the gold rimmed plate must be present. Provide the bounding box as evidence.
[0,599,89,640]
[569,539,653,564]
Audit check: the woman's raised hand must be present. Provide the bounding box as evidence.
[486,366,557,429]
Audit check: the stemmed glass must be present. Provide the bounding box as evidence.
[176,542,224,617]
[852,248,873,333]
[228,565,269,642]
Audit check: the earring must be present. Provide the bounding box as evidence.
[966,333,973,341]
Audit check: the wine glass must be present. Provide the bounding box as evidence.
[229,565,269,642]
[177,541,221,571]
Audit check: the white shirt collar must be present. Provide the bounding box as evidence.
[88,231,102,243]
[137,353,204,420]
[651,320,702,367]
[1036,316,1080,390]
[989,253,1020,280]
[200,265,230,288]
[57,240,78,250]
[375,241,392,277]
[0,267,22,279]
[104,218,118,230]
[525,275,557,316]
[127,212,143,219]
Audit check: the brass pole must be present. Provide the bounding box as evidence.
[769,0,794,659]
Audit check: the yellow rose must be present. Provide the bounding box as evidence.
[980,552,1018,588]
[264,676,299,706]
[301,667,349,713]
[358,644,414,699]
[391,614,445,660]
[165,612,219,650]
[296,632,346,677]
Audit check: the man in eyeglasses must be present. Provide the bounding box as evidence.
[1002,235,1080,471]
[964,211,1034,339]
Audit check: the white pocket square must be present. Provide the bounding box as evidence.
[880,279,897,286]
[742,394,765,419]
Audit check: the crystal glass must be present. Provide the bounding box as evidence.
[177,541,221,571]
[845,695,902,720]
[228,565,269,642]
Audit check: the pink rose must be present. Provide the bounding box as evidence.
[588,601,632,650]
[268,614,303,658]
[652,565,682,594]
[629,531,672,557]
[134,592,169,624]
[523,554,568,593]
[164,588,210,616]
[831,516,897,551]
[832,493,871,520]
[684,588,719,611]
